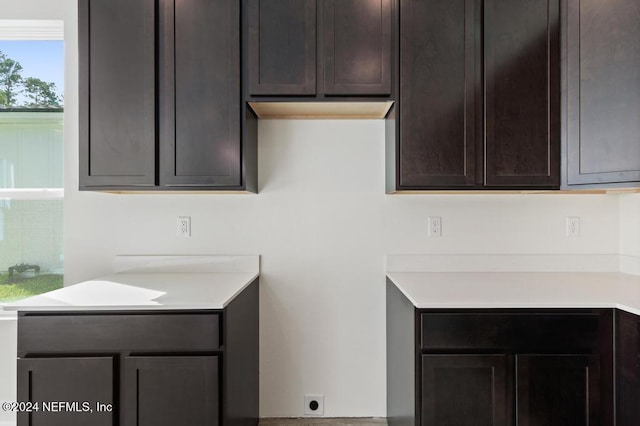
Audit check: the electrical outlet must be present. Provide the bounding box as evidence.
[428,216,442,237]
[303,394,324,416]
[566,217,580,237]
[177,216,191,237]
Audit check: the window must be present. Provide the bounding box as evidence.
[0,20,63,303]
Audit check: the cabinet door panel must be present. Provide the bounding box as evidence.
[123,356,219,426]
[421,354,511,426]
[399,0,480,188]
[248,0,316,95]
[517,355,600,426]
[566,0,640,185]
[78,0,156,188]
[616,310,640,425]
[323,0,391,95]
[160,0,241,187]
[484,0,560,187]
[17,357,115,426]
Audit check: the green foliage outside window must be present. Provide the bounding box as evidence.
[0,50,62,108]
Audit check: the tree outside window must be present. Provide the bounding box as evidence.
[0,49,62,109]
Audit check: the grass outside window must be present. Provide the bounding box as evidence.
[0,273,63,302]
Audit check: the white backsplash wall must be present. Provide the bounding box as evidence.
[0,0,626,419]
[620,194,640,275]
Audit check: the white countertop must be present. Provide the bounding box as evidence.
[387,272,640,315]
[2,255,259,311]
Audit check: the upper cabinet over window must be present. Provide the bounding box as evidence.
[388,0,560,191]
[564,0,640,189]
[246,0,394,99]
[79,0,257,192]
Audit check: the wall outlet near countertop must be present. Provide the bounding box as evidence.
[566,217,580,237]
[176,216,191,237]
[428,216,442,237]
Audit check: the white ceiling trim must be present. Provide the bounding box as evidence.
[0,20,63,40]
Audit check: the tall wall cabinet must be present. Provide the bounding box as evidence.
[387,0,560,191]
[563,0,640,189]
[79,0,257,192]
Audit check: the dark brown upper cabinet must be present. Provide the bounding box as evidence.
[390,0,560,191]
[564,0,640,189]
[78,0,156,189]
[484,0,560,188]
[248,0,317,95]
[323,0,392,96]
[79,0,257,192]
[397,0,480,188]
[246,0,394,99]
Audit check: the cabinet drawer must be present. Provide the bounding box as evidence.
[420,312,603,352]
[18,313,220,355]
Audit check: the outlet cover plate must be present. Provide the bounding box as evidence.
[177,216,191,237]
[428,216,442,237]
[566,217,580,237]
[303,394,324,416]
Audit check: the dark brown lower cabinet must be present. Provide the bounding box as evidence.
[617,310,640,425]
[17,278,259,426]
[421,355,510,425]
[517,355,600,426]
[17,357,115,426]
[123,356,219,426]
[418,353,603,426]
[387,280,614,426]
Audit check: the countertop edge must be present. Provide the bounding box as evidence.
[386,272,640,315]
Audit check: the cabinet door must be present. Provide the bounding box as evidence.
[421,354,511,426]
[17,357,115,426]
[78,0,156,189]
[517,355,600,426]
[159,0,241,187]
[248,0,316,95]
[566,0,640,186]
[323,0,391,95]
[616,310,640,425]
[398,0,480,188]
[484,0,560,188]
[123,356,219,426]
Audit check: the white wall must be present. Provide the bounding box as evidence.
[0,0,628,420]
[620,194,640,275]
[0,318,17,426]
